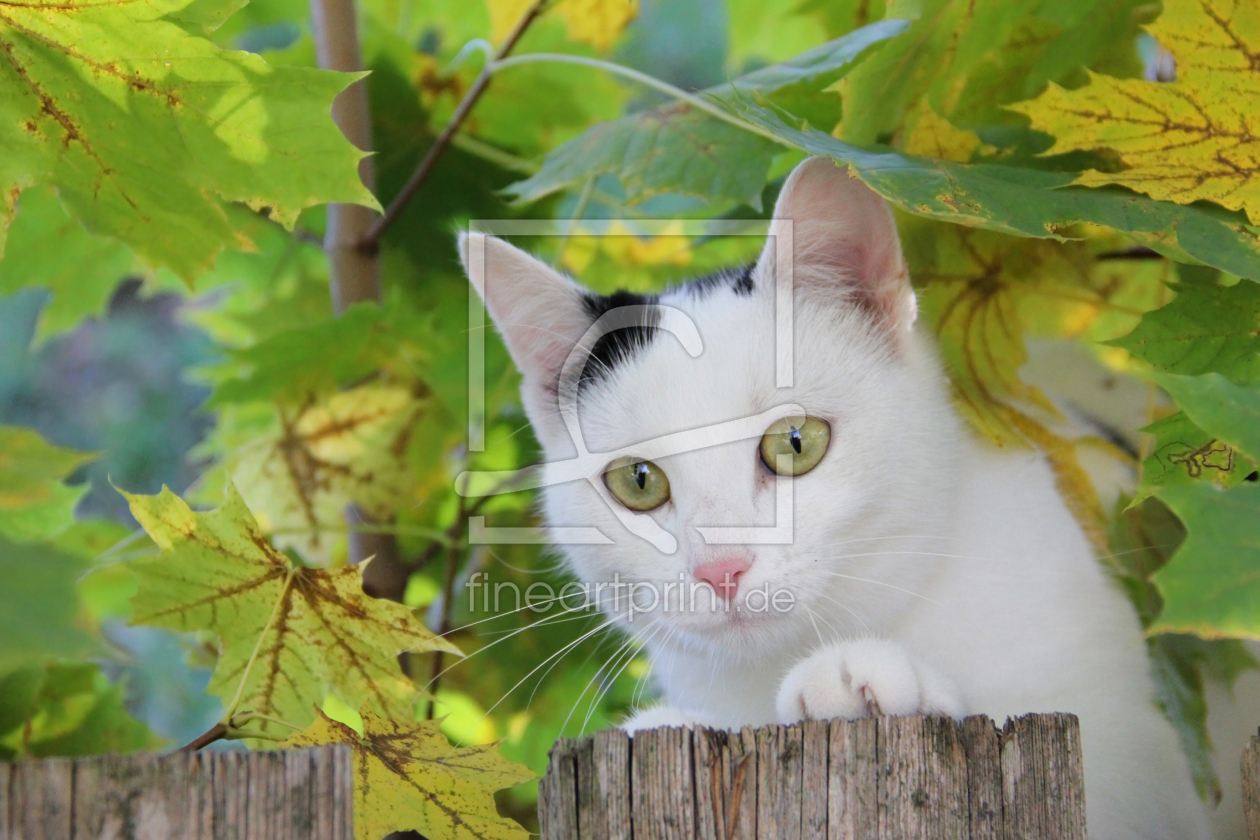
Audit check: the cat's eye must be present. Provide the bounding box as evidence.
[759,415,831,476]
[603,457,671,511]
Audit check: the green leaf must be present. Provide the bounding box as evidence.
[504,19,909,207]
[732,101,1260,281]
[1108,495,1257,803]
[0,536,93,673]
[0,0,379,280]
[0,426,96,542]
[839,0,1037,144]
[1151,373,1260,461]
[0,187,135,339]
[1137,411,1258,501]
[1149,633,1256,804]
[1109,281,1260,385]
[1152,482,1260,640]
[0,662,161,760]
[507,114,778,209]
[124,483,458,738]
[210,303,393,406]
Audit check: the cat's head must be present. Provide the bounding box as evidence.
[460,157,961,655]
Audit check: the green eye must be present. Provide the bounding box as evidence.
[603,457,671,511]
[759,415,831,476]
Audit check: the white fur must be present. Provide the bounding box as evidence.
[462,159,1251,839]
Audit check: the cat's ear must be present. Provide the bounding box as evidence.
[458,232,590,427]
[757,156,915,332]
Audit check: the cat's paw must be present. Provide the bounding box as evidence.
[621,705,722,734]
[775,639,966,723]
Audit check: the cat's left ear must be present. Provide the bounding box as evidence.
[756,156,916,333]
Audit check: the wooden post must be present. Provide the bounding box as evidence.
[539,714,1087,840]
[0,746,352,839]
[1243,730,1260,840]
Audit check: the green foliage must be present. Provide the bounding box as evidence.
[504,20,907,208]
[0,0,378,280]
[1111,281,1260,384]
[1154,483,1260,640]
[0,536,93,673]
[0,426,95,542]
[4,0,1260,831]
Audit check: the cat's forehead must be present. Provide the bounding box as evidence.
[574,279,780,449]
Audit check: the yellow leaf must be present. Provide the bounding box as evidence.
[488,0,637,50]
[231,385,423,565]
[901,102,983,162]
[125,484,458,739]
[907,222,1094,444]
[1011,0,1260,224]
[560,220,693,272]
[283,707,533,840]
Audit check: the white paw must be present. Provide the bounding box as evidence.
[621,705,722,734]
[775,639,966,724]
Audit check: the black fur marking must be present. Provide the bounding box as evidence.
[578,290,661,390]
[679,264,756,298]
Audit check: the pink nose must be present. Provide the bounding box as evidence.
[694,557,752,602]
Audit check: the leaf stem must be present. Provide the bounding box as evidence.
[181,722,228,752]
[358,0,549,251]
[222,569,297,723]
[490,52,791,146]
[230,711,303,731]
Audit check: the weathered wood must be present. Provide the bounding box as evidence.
[1243,731,1260,840]
[632,725,695,840]
[1000,713,1087,840]
[539,713,1087,840]
[959,716,1002,840]
[827,718,877,840]
[881,715,968,839]
[3,745,351,839]
[801,719,829,840]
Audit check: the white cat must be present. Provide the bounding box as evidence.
[460,157,1254,839]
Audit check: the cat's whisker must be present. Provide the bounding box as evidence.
[815,591,872,635]
[442,610,627,754]
[412,600,597,688]
[581,623,662,735]
[819,571,941,605]
[820,548,1011,565]
[564,620,658,736]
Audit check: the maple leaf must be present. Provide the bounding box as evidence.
[230,385,425,564]
[906,223,1095,444]
[1152,482,1260,639]
[283,706,533,840]
[0,0,379,280]
[123,483,458,738]
[489,0,637,50]
[1153,371,1260,460]
[0,425,95,542]
[1010,0,1260,224]
[1108,278,1260,385]
[1137,411,1258,502]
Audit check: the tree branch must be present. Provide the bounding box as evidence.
[357,0,548,252]
[181,722,227,752]
[311,0,380,311]
[310,0,413,602]
[426,498,467,719]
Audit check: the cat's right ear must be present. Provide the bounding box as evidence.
[458,232,591,423]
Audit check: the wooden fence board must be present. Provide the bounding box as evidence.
[1243,732,1260,840]
[1,745,351,840]
[539,713,1087,840]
